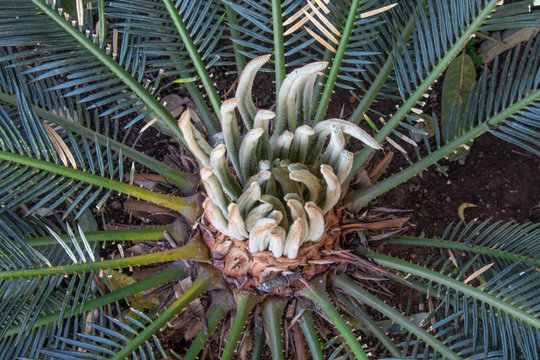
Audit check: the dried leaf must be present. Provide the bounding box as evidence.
[368,151,394,183]
[464,263,494,284]
[458,202,477,221]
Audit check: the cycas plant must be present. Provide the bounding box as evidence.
[0,0,539,359]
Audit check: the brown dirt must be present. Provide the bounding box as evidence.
[376,132,540,238]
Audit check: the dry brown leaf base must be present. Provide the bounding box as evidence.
[201,208,369,295]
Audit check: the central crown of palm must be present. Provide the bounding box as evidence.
[180,55,380,259]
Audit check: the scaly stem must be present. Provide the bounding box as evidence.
[163,0,222,117]
[0,237,209,279]
[312,0,361,125]
[4,265,188,337]
[0,150,197,215]
[32,0,184,142]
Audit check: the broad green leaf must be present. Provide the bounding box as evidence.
[441,53,477,127]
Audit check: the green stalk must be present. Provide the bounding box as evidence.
[271,0,286,94]
[97,0,105,46]
[312,0,361,126]
[162,0,222,118]
[296,303,325,360]
[300,274,369,360]
[183,296,232,360]
[0,91,192,188]
[332,274,463,360]
[351,0,501,170]
[0,238,208,279]
[111,275,218,360]
[368,252,540,329]
[262,297,287,360]
[0,150,197,214]
[221,292,259,360]
[24,223,181,247]
[251,318,266,360]
[310,49,333,117]
[225,4,247,74]
[32,0,184,142]
[160,41,219,136]
[349,0,429,126]
[336,293,402,358]
[3,265,187,337]
[383,237,540,267]
[184,77,220,135]
[345,89,540,208]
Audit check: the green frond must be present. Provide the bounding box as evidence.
[0,54,191,188]
[0,219,194,359]
[386,220,540,269]
[0,219,98,359]
[0,71,197,219]
[39,309,168,360]
[368,219,540,360]
[0,95,123,220]
[347,34,540,209]
[351,0,538,170]
[0,0,182,137]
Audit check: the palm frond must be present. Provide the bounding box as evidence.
[39,309,168,360]
[368,220,540,359]
[0,218,100,359]
[406,33,539,163]
[224,0,388,84]
[0,217,194,359]
[350,0,538,169]
[0,81,124,220]
[108,0,226,79]
[347,34,540,209]
[0,0,182,135]
[391,0,538,102]
[0,57,191,188]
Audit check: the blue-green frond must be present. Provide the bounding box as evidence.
[384,221,540,359]
[390,33,539,167]
[391,0,538,102]
[107,0,227,81]
[440,220,540,265]
[0,218,102,360]
[39,310,167,360]
[0,79,125,220]
[0,1,172,132]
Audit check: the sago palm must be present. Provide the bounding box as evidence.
[0,0,539,359]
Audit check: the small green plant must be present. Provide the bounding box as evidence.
[0,0,538,359]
